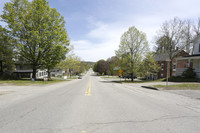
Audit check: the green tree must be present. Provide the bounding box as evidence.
[43,44,68,78]
[106,56,119,76]
[141,52,160,79]
[97,59,109,75]
[93,62,98,72]
[56,54,82,77]
[93,59,109,75]
[116,26,149,82]
[0,25,15,73]
[1,0,69,79]
[81,61,95,72]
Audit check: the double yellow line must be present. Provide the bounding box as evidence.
[85,79,91,96]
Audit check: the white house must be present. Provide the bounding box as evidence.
[50,68,65,77]
[175,35,200,78]
[14,63,48,79]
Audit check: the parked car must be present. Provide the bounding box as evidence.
[122,74,137,79]
[78,76,82,79]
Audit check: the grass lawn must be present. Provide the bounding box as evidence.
[113,78,165,83]
[101,76,119,79]
[152,83,200,90]
[0,79,68,86]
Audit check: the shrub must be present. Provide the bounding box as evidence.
[182,68,196,79]
[0,72,20,80]
[168,76,198,82]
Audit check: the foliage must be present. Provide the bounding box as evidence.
[93,57,119,76]
[93,63,98,72]
[96,60,109,75]
[140,52,160,78]
[0,25,15,73]
[106,56,119,76]
[56,54,82,76]
[43,44,68,78]
[1,0,69,79]
[115,26,149,82]
[182,67,196,79]
[0,73,20,80]
[82,61,95,71]
[167,76,198,82]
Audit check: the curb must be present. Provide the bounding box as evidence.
[141,86,159,91]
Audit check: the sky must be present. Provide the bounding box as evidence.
[1,0,200,62]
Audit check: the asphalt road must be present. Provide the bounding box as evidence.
[0,71,200,133]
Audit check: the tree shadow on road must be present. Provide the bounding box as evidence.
[99,81,122,84]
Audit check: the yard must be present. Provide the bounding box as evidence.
[152,83,200,90]
[0,79,68,86]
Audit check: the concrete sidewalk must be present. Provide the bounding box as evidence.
[101,77,200,100]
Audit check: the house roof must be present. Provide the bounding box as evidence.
[155,50,187,61]
[176,54,200,60]
[192,34,200,43]
[155,53,170,61]
[184,54,200,57]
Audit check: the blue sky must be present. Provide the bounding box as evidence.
[1,0,200,61]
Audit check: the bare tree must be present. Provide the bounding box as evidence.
[155,17,185,77]
[193,17,200,36]
[183,19,193,54]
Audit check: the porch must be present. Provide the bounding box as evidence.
[175,55,200,78]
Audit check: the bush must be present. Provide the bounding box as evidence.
[182,68,196,79]
[0,72,20,80]
[168,76,198,82]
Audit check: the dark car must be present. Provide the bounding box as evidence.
[78,76,82,79]
[122,74,137,79]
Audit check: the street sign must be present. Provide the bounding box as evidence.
[119,69,123,76]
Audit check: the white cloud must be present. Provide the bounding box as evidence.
[71,16,167,62]
[71,19,128,62]
[72,40,118,61]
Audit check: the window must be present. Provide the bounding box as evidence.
[161,73,163,78]
[173,64,176,71]
[161,63,164,71]
[173,64,176,69]
[199,43,200,52]
[0,61,2,72]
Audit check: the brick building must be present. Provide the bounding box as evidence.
[155,50,189,79]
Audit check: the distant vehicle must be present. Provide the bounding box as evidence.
[122,74,137,79]
[78,76,82,79]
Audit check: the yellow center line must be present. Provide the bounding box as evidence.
[88,79,91,96]
[85,79,91,96]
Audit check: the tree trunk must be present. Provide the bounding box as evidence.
[69,69,71,77]
[32,67,37,80]
[131,72,134,82]
[131,77,134,82]
[170,60,173,77]
[48,68,51,79]
[131,60,134,82]
[0,61,3,72]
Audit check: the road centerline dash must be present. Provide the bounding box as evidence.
[85,79,91,96]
